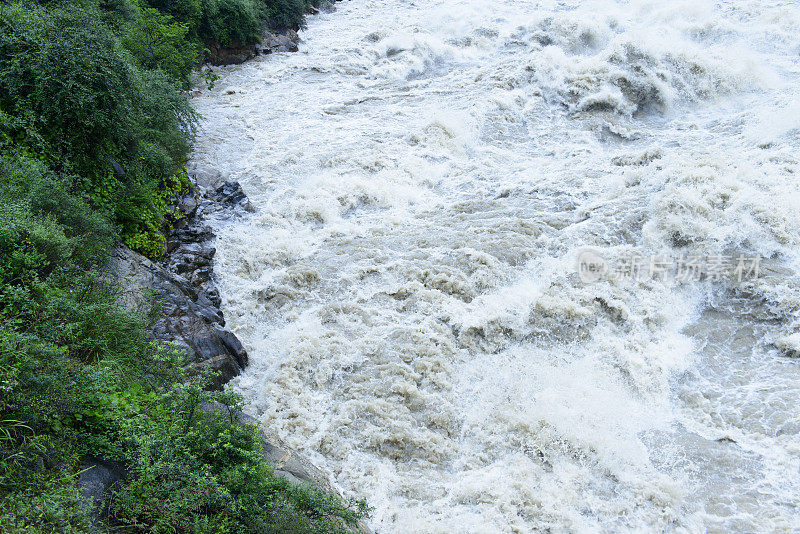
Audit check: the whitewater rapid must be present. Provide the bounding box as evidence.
[189,0,800,531]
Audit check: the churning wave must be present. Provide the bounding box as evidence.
[190,0,800,531]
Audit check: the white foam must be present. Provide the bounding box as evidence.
[192,0,800,531]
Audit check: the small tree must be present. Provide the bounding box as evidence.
[123,7,201,89]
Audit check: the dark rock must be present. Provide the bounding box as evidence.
[319,1,337,13]
[173,224,214,243]
[213,181,247,205]
[195,298,225,326]
[215,327,248,368]
[206,287,222,307]
[108,245,246,390]
[206,40,255,65]
[166,237,182,254]
[190,268,213,286]
[206,181,254,215]
[185,332,242,390]
[254,42,272,55]
[109,158,125,177]
[283,29,300,43]
[107,175,255,389]
[176,189,200,219]
[79,457,126,502]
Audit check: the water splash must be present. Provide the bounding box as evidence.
[190,0,800,531]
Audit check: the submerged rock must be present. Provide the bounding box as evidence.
[775,333,800,358]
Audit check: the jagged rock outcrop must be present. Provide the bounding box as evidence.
[207,29,302,65]
[108,179,252,390]
[255,29,301,54]
[110,245,246,390]
[202,180,254,216]
[206,39,256,66]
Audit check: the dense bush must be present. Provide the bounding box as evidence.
[0,473,97,533]
[124,7,201,89]
[0,2,197,258]
[199,0,268,46]
[145,0,203,30]
[264,0,307,31]
[112,381,368,533]
[0,4,141,179]
[144,0,309,44]
[0,154,115,270]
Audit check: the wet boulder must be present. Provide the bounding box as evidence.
[257,30,301,54]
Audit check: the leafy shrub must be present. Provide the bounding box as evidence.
[0,153,114,268]
[0,3,138,179]
[0,472,97,533]
[111,382,369,533]
[124,7,201,89]
[99,0,140,29]
[116,168,191,259]
[199,0,267,45]
[145,0,203,29]
[264,0,306,31]
[0,2,196,258]
[0,206,70,287]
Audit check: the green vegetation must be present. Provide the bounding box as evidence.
[0,1,196,258]
[0,0,368,532]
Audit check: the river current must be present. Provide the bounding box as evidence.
[189,0,800,531]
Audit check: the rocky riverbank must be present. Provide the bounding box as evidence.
[101,178,371,533]
[108,179,252,391]
[0,0,373,530]
[101,23,372,529]
[84,179,252,500]
[205,1,339,65]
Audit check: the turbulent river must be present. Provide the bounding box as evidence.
[189,0,800,531]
